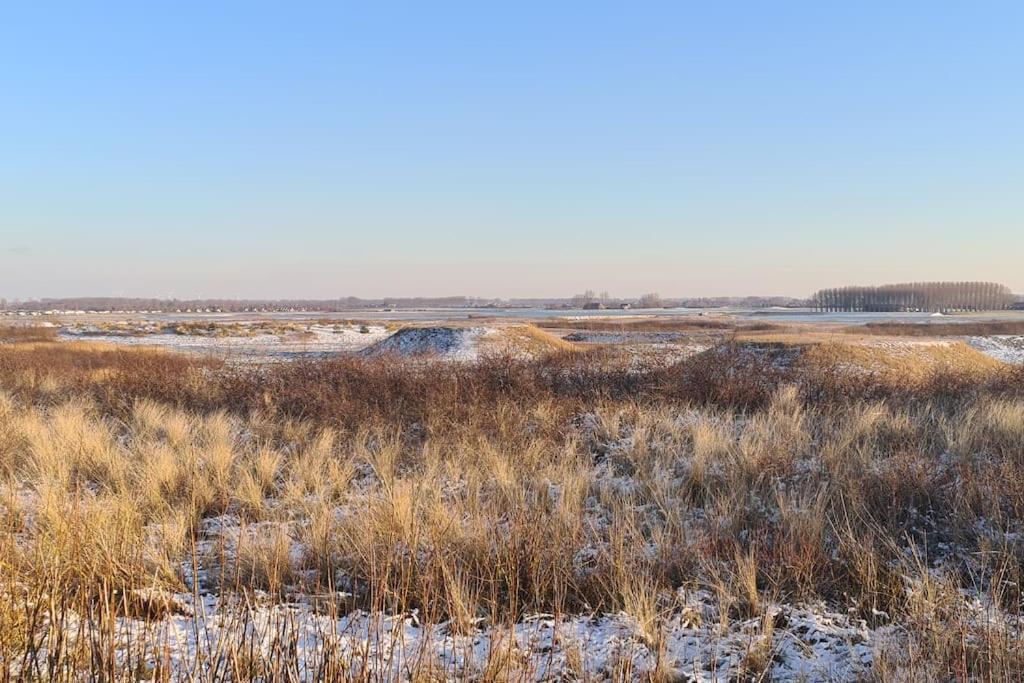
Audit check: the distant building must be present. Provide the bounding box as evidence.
[582,302,606,310]
[618,303,632,310]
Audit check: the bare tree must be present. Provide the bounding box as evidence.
[638,292,664,309]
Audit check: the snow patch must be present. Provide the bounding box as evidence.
[966,335,1024,364]
[59,323,391,361]
[11,594,884,681]
[361,326,493,361]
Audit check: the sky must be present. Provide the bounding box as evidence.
[2,1,1022,300]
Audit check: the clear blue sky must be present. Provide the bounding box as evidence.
[2,2,1022,299]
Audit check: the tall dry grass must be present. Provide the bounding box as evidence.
[0,338,1022,678]
[0,325,58,344]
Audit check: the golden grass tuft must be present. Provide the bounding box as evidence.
[484,323,581,356]
[801,338,1005,379]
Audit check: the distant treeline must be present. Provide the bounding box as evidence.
[813,282,1015,313]
[0,297,480,313]
[568,290,808,309]
[1,294,812,313]
[674,296,809,309]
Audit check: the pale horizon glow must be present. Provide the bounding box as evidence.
[2,2,1022,300]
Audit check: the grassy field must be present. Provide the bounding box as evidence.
[1,334,1023,680]
[0,325,58,344]
[846,320,1024,337]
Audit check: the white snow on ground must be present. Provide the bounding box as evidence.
[361,327,494,361]
[966,335,1024,364]
[59,324,391,360]
[16,593,884,681]
[19,330,1024,679]
[855,338,954,351]
[8,407,1022,681]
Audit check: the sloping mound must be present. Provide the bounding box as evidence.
[362,327,488,360]
[710,335,1007,375]
[482,324,578,357]
[800,339,1006,380]
[675,338,1009,406]
[966,336,1024,364]
[362,324,577,361]
[687,338,1006,385]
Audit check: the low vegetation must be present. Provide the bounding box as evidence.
[850,320,1024,337]
[0,325,58,344]
[1,338,1022,679]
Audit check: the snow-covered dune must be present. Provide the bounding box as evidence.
[362,324,576,361]
[361,326,491,360]
[966,335,1024,364]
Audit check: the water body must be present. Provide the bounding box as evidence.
[56,308,1024,325]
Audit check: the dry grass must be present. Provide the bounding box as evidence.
[802,339,1004,379]
[483,323,580,355]
[0,325,58,344]
[0,336,1023,679]
[848,320,1024,337]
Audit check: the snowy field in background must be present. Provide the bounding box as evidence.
[60,323,391,360]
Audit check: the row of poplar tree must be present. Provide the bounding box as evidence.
[812,282,1015,313]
